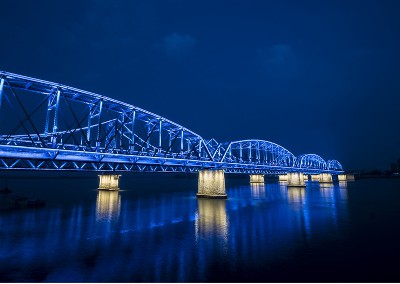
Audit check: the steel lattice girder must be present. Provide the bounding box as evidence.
[294,154,327,169]
[326,159,343,171]
[0,71,345,174]
[0,156,343,175]
[0,71,212,160]
[0,144,343,175]
[217,139,295,165]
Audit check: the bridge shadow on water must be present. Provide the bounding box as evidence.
[1,174,400,282]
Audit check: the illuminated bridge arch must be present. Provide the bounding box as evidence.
[0,71,213,171]
[327,159,343,171]
[295,154,327,170]
[216,139,295,167]
[0,71,344,174]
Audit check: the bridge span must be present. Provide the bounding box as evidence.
[0,71,346,198]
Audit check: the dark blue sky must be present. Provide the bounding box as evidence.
[1,0,399,170]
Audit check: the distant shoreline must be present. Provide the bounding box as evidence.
[352,174,400,180]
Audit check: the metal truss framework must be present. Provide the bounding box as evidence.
[326,159,343,171]
[0,71,344,175]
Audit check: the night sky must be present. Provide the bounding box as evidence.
[1,0,399,170]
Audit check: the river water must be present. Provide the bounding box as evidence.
[1,174,400,282]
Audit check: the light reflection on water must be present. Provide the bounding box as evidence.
[195,199,228,242]
[96,190,121,222]
[250,183,265,199]
[287,186,306,203]
[0,177,355,282]
[287,186,310,242]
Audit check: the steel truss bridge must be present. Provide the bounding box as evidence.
[0,71,343,175]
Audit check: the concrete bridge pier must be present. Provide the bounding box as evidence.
[278,174,288,182]
[311,174,320,181]
[197,169,227,199]
[250,174,264,183]
[287,172,306,187]
[98,174,121,191]
[338,174,347,181]
[320,173,333,183]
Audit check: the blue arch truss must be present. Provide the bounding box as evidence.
[0,71,343,174]
[326,160,343,171]
[294,154,327,170]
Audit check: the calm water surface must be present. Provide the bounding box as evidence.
[1,174,400,282]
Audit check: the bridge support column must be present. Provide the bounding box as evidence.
[250,174,264,183]
[278,174,288,182]
[346,174,355,181]
[287,172,306,187]
[338,174,347,181]
[311,174,321,181]
[197,170,227,199]
[320,173,333,183]
[98,174,121,191]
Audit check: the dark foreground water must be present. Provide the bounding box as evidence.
[1,173,400,282]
